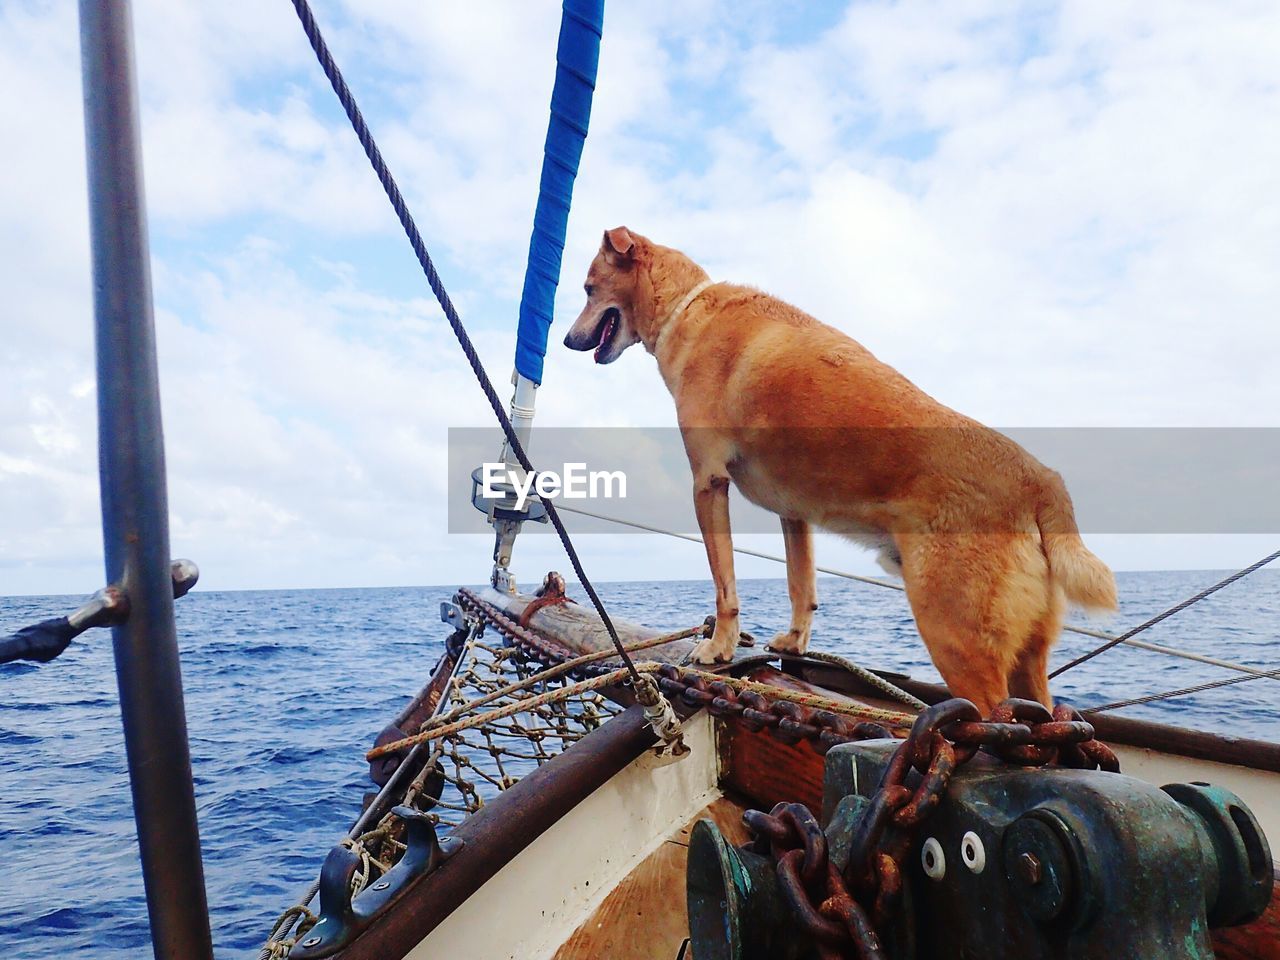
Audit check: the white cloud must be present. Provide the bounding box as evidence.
[2,1,1279,597]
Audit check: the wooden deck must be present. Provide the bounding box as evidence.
[553,796,753,960]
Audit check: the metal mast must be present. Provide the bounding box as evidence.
[488,0,605,591]
[78,2,214,957]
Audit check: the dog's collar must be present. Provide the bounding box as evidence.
[654,279,715,351]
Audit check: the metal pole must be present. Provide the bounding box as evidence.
[490,0,604,589]
[491,372,539,589]
[78,3,214,958]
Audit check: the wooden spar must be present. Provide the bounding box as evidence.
[476,585,702,664]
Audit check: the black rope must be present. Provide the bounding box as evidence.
[1085,663,1280,714]
[288,0,641,684]
[1050,547,1280,679]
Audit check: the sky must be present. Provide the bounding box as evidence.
[2,0,1279,597]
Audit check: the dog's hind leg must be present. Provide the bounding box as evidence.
[1008,588,1065,709]
[690,473,740,664]
[899,536,1019,717]
[925,635,1011,719]
[768,517,816,655]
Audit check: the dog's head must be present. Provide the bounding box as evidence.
[563,226,647,365]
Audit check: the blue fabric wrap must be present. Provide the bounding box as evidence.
[513,0,604,385]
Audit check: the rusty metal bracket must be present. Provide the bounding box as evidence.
[289,807,462,959]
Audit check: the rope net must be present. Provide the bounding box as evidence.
[260,614,623,958]
[422,629,622,827]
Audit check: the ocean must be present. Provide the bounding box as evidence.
[1,570,1277,958]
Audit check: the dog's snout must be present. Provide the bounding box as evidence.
[563,303,612,353]
[563,323,592,351]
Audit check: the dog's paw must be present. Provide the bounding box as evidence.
[766,628,810,656]
[690,635,736,665]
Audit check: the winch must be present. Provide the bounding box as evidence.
[688,736,1272,959]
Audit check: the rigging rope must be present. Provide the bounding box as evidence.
[1050,547,1280,679]
[557,504,1277,681]
[787,649,928,710]
[287,0,645,688]
[287,0,1275,735]
[413,621,707,737]
[1086,663,1280,714]
[368,656,914,760]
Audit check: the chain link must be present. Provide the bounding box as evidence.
[458,586,1121,959]
[741,696,1119,958]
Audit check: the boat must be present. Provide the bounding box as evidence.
[4,2,1277,958]
[256,580,1278,960]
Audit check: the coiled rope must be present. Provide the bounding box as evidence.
[287,0,649,692]
[786,649,928,710]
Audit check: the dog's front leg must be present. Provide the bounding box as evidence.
[690,473,739,664]
[769,516,816,655]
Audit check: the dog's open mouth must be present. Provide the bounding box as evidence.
[592,307,621,363]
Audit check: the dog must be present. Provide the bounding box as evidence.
[563,227,1116,715]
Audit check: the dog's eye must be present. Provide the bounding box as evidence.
[585,284,594,297]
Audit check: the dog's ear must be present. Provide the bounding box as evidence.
[602,226,635,263]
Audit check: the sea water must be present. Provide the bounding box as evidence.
[1,571,1277,958]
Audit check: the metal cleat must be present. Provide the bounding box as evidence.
[290,807,462,959]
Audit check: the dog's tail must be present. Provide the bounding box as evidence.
[1036,472,1117,611]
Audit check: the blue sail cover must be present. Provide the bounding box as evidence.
[514,0,605,385]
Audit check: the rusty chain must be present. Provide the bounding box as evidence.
[744,697,1119,959]
[458,586,1123,959]
[656,664,903,749]
[746,802,886,960]
[459,587,1119,769]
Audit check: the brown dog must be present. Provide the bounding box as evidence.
[564,227,1116,715]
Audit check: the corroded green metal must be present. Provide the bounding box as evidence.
[688,738,1272,959]
[1162,781,1274,928]
[822,739,1271,958]
[686,820,804,960]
